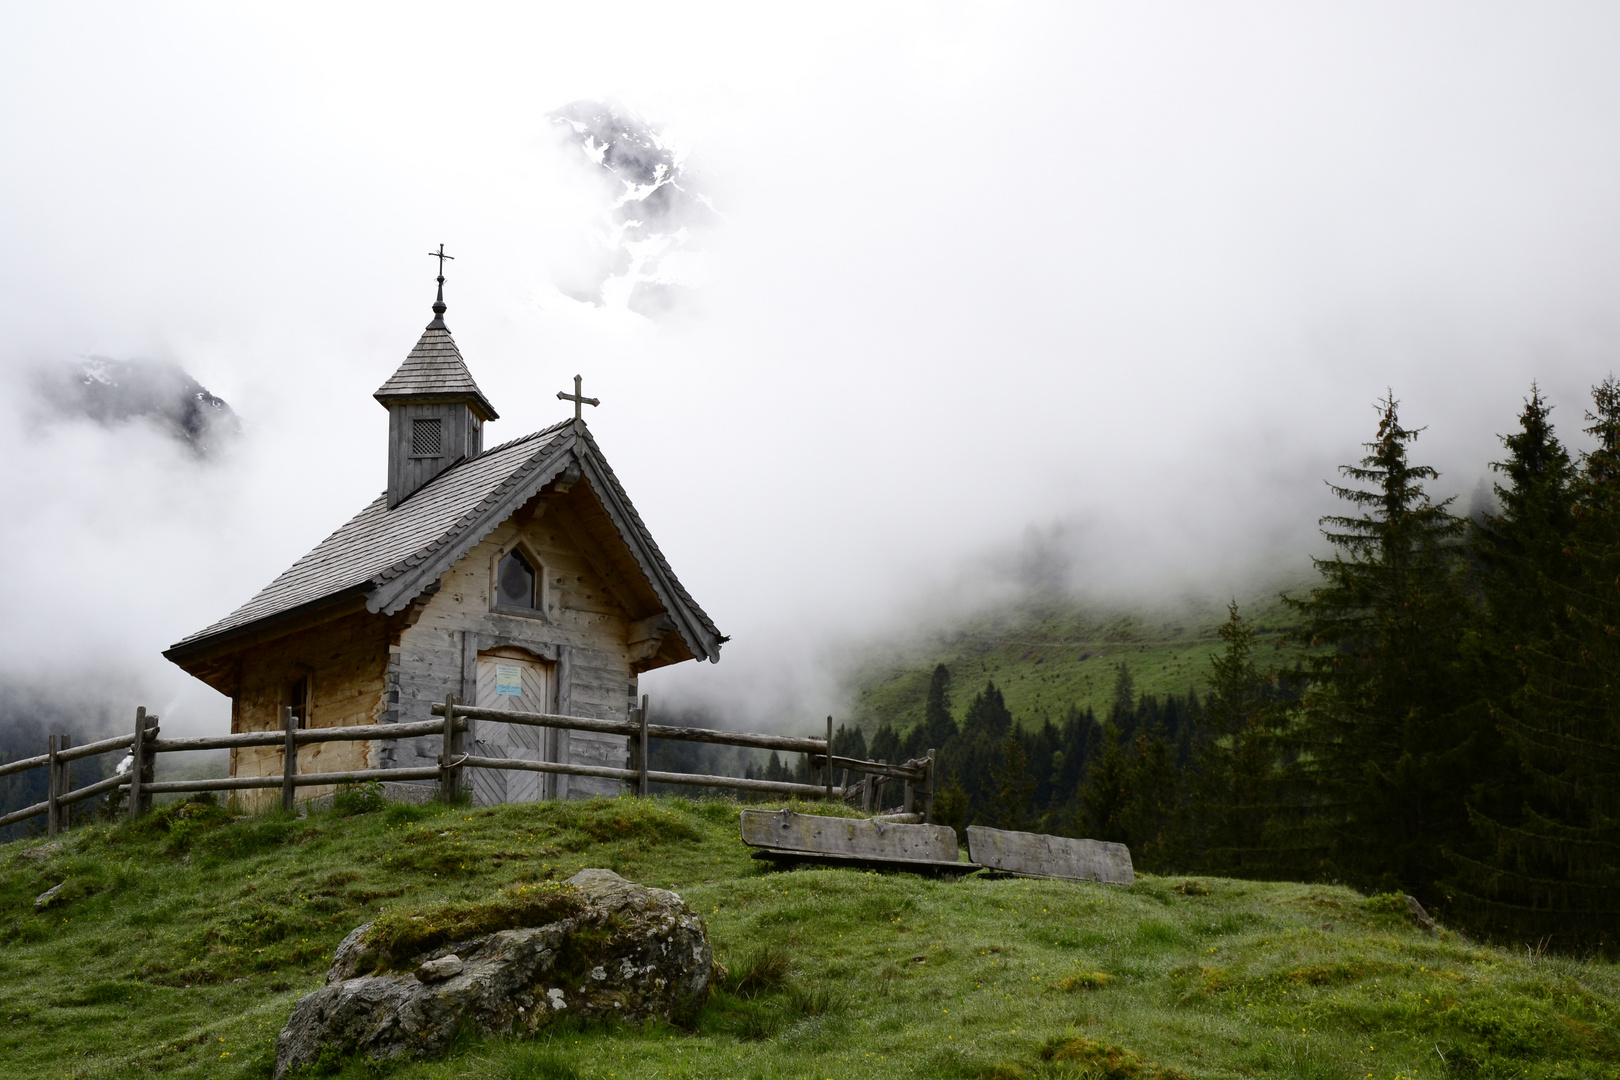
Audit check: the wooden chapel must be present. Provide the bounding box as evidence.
[163,270,724,808]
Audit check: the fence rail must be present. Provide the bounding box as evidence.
[439,703,838,756]
[139,766,448,795]
[146,718,457,754]
[0,695,936,834]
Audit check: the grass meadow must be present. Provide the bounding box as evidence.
[1,793,1615,1079]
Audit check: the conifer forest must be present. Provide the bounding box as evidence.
[745,379,1620,955]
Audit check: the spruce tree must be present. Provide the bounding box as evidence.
[922,664,959,751]
[957,683,1014,824]
[1047,705,1102,831]
[868,723,902,806]
[1189,601,1284,876]
[1080,724,1131,844]
[1026,718,1063,830]
[991,727,1037,831]
[1112,663,1136,726]
[1472,385,1580,651]
[1451,379,1620,950]
[934,773,970,841]
[830,723,868,763]
[1285,393,1474,898]
[1587,375,1620,482]
[901,668,954,760]
[1444,388,1578,925]
[868,723,901,765]
[1120,729,1178,870]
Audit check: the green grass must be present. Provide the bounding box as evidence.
[4,793,1617,1079]
[847,589,1306,732]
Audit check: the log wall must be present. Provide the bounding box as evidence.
[231,611,390,811]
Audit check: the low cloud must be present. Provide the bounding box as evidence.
[3,6,1620,751]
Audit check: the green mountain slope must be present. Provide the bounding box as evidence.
[4,794,1616,1079]
[845,588,1305,732]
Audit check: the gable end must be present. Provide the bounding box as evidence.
[365,421,723,663]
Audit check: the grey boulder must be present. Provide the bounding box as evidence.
[415,954,464,981]
[273,869,714,1078]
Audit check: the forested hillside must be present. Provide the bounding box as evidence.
[845,592,1301,730]
[818,381,1620,955]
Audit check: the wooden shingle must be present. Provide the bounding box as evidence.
[373,322,498,421]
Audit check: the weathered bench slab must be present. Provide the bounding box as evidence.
[740,809,971,873]
[966,826,1134,885]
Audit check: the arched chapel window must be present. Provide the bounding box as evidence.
[496,549,537,609]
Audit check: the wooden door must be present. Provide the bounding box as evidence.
[470,649,555,805]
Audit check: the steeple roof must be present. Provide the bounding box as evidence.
[373,292,498,420]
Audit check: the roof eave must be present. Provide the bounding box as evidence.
[372,390,499,422]
[162,583,375,668]
[572,438,725,664]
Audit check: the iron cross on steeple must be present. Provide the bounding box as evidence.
[557,374,600,421]
[428,243,454,280]
[427,244,454,321]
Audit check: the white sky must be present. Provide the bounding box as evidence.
[3,3,1620,734]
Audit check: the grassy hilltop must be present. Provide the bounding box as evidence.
[845,590,1304,732]
[4,794,1617,1080]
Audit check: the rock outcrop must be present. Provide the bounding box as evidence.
[274,869,713,1078]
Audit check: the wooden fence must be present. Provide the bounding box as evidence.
[0,697,935,834]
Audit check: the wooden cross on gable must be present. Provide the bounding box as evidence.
[557,374,600,420]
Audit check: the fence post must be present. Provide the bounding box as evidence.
[903,765,915,817]
[126,708,145,820]
[282,706,297,813]
[824,716,834,801]
[59,735,72,831]
[138,715,158,816]
[127,708,149,820]
[625,711,639,787]
[440,694,462,803]
[47,735,61,836]
[638,695,649,798]
[923,748,936,825]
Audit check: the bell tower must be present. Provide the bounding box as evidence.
[375,254,499,507]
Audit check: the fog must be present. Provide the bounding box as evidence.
[3,4,1619,739]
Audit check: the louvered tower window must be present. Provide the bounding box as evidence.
[411,418,443,457]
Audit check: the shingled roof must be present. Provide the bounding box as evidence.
[373,316,498,421]
[164,418,724,664]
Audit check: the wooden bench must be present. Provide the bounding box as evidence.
[740,809,979,877]
[966,825,1134,885]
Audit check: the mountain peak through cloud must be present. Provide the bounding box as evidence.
[33,357,239,456]
[547,100,718,317]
